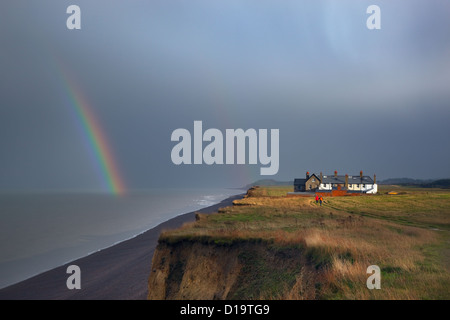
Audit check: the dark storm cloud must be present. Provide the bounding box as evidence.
[0,0,449,191]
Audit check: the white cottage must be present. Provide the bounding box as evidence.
[318,171,378,194]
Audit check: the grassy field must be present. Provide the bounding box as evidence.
[160,185,450,299]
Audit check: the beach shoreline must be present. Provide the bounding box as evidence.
[0,193,245,300]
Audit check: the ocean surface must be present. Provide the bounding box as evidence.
[0,188,243,289]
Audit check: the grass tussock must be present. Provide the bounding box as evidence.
[160,185,450,299]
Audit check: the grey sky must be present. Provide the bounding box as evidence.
[1,0,449,191]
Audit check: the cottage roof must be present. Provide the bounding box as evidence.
[321,175,374,184]
[294,174,320,185]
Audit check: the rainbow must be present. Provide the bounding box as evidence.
[59,68,126,195]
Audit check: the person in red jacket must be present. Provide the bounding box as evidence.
[315,195,319,204]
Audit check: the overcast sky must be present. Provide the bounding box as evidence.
[1,0,449,191]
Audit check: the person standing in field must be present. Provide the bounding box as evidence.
[319,196,323,206]
[315,195,319,204]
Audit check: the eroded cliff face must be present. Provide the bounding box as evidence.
[148,242,241,299]
[148,241,313,300]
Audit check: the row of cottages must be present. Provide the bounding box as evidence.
[294,171,378,195]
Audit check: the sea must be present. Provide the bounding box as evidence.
[0,188,243,289]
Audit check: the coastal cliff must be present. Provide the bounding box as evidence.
[147,185,450,300]
[148,240,312,300]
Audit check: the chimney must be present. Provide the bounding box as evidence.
[374,174,376,184]
[360,170,363,179]
[334,170,337,178]
[345,174,349,189]
[320,172,323,184]
[306,171,310,179]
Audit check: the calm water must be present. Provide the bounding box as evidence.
[0,188,242,289]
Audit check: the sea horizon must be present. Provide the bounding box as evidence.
[0,188,245,289]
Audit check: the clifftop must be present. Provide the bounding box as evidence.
[148,185,450,299]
